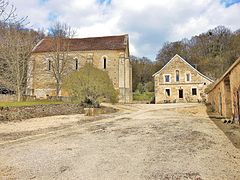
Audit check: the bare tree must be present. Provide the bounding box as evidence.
[46,22,75,97]
[0,0,27,25]
[0,26,37,101]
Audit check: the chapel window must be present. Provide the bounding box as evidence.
[103,57,107,69]
[48,59,51,71]
[74,58,78,70]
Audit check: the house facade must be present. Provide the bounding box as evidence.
[207,57,240,122]
[26,35,132,103]
[153,54,213,103]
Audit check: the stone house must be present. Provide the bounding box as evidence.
[207,57,240,122]
[153,54,213,103]
[26,35,132,103]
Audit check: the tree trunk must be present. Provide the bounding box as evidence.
[17,86,21,102]
[56,81,61,98]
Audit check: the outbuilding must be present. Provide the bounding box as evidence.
[207,57,240,122]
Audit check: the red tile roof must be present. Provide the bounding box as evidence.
[32,35,128,53]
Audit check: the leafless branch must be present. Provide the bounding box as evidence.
[0,0,28,26]
[43,22,76,97]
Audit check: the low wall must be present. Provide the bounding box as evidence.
[0,95,17,102]
[0,95,37,102]
[0,104,84,122]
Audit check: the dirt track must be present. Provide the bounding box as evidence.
[0,103,240,179]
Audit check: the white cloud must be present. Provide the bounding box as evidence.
[9,0,240,60]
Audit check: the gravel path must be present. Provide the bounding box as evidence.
[0,103,240,179]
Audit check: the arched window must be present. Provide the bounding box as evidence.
[103,57,107,69]
[186,73,191,82]
[176,70,179,82]
[48,59,51,71]
[74,58,78,70]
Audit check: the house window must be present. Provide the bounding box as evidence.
[48,59,51,71]
[103,57,107,69]
[192,88,197,95]
[75,58,78,70]
[164,75,170,83]
[176,70,179,82]
[186,73,191,82]
[165,89,170,96]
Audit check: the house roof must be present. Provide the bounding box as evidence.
[152,54,214,82]
[32,34,128,53]
[207,57,240,93]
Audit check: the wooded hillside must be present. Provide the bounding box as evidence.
[156,26,240,79]
[132,26,240,92]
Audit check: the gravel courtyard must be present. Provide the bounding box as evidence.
[0,103,240,179]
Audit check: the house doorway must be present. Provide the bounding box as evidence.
[179,89,183,98]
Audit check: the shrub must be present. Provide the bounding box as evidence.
[63,64,118,107]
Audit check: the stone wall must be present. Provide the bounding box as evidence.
[207,59,240,120]
[230,62,240,121]
[0,95,17,102]
[154,55,212,103]
[0,95,37,102]
[207,79,232,118]
[0,104,84,122]
[27,49,132,103]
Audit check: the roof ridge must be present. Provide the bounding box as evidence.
[43,34,127,40]
[72,34,127,39]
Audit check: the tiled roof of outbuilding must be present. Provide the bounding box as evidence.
[32,35,128,53]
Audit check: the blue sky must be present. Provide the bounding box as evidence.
[221,0,240,6]
[11,0,240,60]
[97,0,111,5]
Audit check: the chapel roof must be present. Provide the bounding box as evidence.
[32,34,128,53]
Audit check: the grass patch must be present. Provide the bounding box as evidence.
[0,100,67,107]
[133,92,154,101]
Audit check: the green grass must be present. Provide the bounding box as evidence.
[0,100,67,107]
[133,92,154,101]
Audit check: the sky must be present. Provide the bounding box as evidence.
[10,0,240,60]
